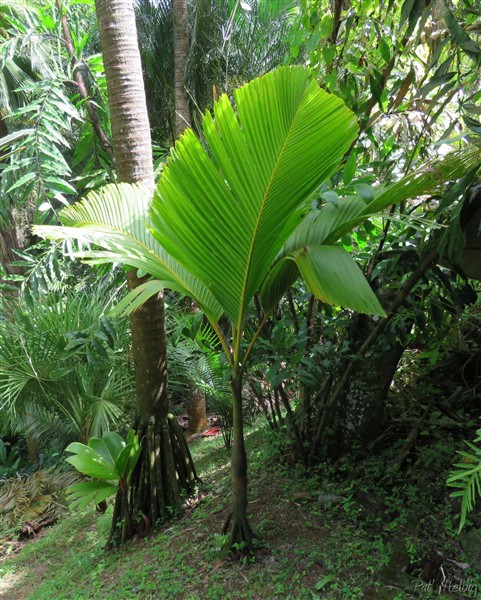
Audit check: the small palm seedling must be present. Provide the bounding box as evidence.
[65,430,142,543]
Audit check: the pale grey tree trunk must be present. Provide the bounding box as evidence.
[173,0,191,136]
[172,2,207,433]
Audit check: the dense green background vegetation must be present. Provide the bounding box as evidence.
[1,0,481,597]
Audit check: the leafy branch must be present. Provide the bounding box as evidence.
[447,428,481,532]
[1,80,80,219]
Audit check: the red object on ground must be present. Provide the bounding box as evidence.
[201,427,221,437]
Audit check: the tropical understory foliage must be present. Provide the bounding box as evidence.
[1,1,481,591]
[0,262,133,449]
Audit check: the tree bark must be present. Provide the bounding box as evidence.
[94,0,196,546]
[0,114,33,287]
[172,7,208,433]
[186,388,208,434]
[173,0,191,137]
[311,249,439,459]
[96,0,154,189]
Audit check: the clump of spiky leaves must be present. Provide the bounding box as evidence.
[0,470,80,536]
[447,428,481,532]
[0,0,113,222]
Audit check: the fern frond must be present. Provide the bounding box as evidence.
[447,428,481,532]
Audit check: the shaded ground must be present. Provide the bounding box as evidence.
[0,422,480,599]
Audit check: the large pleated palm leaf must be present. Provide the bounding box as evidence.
[37,67,386,337]
[151,66,364,329]
[35,68,479,346]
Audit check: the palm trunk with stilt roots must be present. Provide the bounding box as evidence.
[107,272,198,546]
[94,0,198,547]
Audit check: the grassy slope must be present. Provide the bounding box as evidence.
[0,421,477,600]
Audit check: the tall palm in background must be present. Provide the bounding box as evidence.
[135,0,298,433]
[94,0,197,545]
[136,0,297,147]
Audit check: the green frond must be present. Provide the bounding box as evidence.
[151,66,358,328]
[261,146,481,313]
[447,428,481,532]
[0,285,131,447]
[35,183,223,323]
[293,245,385,316]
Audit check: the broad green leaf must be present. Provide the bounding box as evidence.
[65,441,118,480]
[65,441,91,455]
[293,245,385,316]
[97,431,125,462]
[444,8,481,60]
[287,197,368,251]
[321,150,480,246]
[260,197,366,312]
[65,453,118,480]
[88,437,116,467]
[126,429,136,446]
[261,147,481,315]
[42,177,77,195]
[260,259,300,315]
[34,183,223,323]
[150,66,358,328]
[342,154,357,185]
[114,443,134,480]
[66,480,117,511]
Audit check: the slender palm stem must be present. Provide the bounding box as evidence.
[240,313,270,372]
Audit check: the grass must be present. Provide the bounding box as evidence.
[0,420,479,599]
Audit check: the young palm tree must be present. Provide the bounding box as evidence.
[36,66,385,548]
[36,63,478,547]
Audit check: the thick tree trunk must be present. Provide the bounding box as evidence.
[186,388,208,434]
[0,114,34,287]
[95,0,196,546]
[0,223,22,277]
[96,0,154,188]
[334,322,406,452]
[310,251,439,461]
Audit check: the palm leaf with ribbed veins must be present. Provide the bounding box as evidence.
[260,147,481,314]
[150,66,359,328]
[35,183,223,323]
[37,68,391,330]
